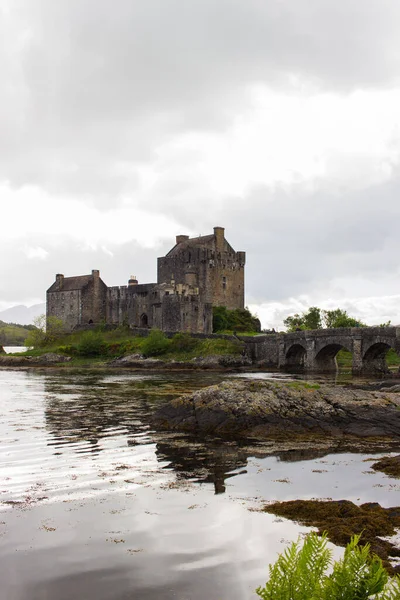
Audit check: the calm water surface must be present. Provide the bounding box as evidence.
[0,369,399,600]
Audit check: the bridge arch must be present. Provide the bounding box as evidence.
[285,343,306,368]
[314,343,352,372]
[362,342,393,374]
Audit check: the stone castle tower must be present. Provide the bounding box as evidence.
[47,226,246,334]
[158,226,245,309]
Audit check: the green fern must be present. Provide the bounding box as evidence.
[256,532,400,600]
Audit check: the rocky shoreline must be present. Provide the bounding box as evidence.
[153,378,400,439]
[0,353,251,370]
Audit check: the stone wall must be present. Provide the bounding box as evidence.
[161,294,212,334]
[243,327,400,374]
[47,289,82,331]
[47,271,107,331]
[157,238,245,310]
[106,282,212,333]
[47,227,245,335]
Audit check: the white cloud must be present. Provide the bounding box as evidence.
[0,183,182,249]
[24,246,48,260]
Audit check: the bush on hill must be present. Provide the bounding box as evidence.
[213,306,261,333]
[141,329,171,357]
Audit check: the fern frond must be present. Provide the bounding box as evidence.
[256,532,398,600]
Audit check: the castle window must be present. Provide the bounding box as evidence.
[222,276,227,290]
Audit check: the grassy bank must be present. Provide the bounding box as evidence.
[13,328,244,365]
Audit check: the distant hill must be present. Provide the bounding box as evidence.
[0,303,45,325]
[0,320,36,347]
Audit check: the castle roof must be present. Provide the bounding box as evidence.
[47,274,93,293]
[166,233,233,257]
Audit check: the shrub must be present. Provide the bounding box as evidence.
[212,306,261,333]
[170,333,198,353]
[141,330,171,357]
[56,345,76,356]
[256,532,400,600]
[198,338,243,356]
[76,331,106,357]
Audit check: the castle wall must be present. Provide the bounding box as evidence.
[47,290,81,331]
[161,295,212,334]
[47,227,244,334]
[84,272,107,324]
[107,284,156,328]
[157,245,245,311]
[107,286,128,324]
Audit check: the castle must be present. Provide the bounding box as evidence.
[47,227,246,334]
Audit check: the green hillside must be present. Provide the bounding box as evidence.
[0,321,36,346]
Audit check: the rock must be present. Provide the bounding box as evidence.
[153,379,400,439]
[0,352,71,367]
[109,354,251,369]
[190,356,220,368]
[190,355,251,368]
[0,355,32,367]
[108,354,165,368]
[31,353,71,364]
[381,384,400,393]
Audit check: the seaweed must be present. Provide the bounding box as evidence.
[372,455,400,478]
[263,499,400,574]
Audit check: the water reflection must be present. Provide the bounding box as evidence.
[41,370,399,495]
[1,369,400,600]
[43,372,225,454]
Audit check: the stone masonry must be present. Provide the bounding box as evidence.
[47,227,245,334]
[242,326,400,374]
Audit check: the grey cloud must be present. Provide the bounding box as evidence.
[0,234,170,305]
[233,175,400,303]
[1,0,400,200]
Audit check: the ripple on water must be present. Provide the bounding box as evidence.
[0,369,399,599]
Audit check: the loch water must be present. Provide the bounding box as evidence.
[0,369,399,600]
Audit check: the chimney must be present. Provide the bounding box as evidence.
[128,275,138,287]
[55,274,64,289]
[176,235,189,244]
[213,226,225,251]
[92,269,100,278]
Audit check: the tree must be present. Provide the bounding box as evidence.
[212,306,261,333]
[283,307,322,332]
[284,307,366,332]
[256,532,400,600]
[323,308,365,329]
[25,314,65,348]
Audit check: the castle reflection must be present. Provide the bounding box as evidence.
[43,370,370,494]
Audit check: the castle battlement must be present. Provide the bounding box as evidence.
[47,227,244,334]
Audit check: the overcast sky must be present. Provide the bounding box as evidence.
[1,0,400,328]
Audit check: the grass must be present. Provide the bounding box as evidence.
[10,327,244,364]
[216,330,261,337]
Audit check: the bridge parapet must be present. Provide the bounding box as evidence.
[242,327,400,374]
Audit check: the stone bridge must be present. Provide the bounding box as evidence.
[241,326,400,374]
